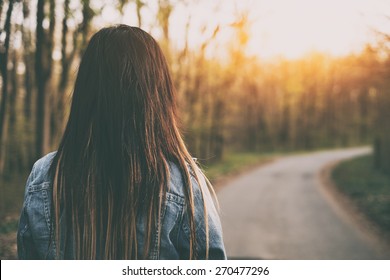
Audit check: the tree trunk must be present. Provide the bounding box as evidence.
[80,0,93,54]
[7,51,19,172]
[0,1,4,23]
[59,0,70,92]
[35,0,49,158]
[0,0,14,174]
[135,0,144,28]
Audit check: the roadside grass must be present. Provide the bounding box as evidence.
[0,173,27,235]
[0,173,29,259]
[332,155,390,239]
[0,218,19,259]
[201,152,278,184]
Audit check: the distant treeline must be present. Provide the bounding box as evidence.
[0,0,389,177]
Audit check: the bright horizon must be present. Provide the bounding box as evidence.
[86,0,390,60]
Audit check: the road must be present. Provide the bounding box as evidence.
[217,147,389,259]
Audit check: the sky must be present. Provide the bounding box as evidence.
[70,0,390,60]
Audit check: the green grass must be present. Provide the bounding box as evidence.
[332,155,390,237]
[202,152,277,183]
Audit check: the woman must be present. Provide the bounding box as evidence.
[17,25,226,260]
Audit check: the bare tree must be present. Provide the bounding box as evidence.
[35,0,55,158]
[157,0,172,45]
[80,0,94,54]
[0,0,15,173]
[135,0,145,27]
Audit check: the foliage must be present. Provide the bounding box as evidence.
[0,0,389,192]
[1,1,389,260]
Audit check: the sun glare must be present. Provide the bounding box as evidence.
[100,0,390,60]
[246,0,390,59]
[171,0,390,60]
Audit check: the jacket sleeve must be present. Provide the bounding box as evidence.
[17,164,40,259]
[177,170,227,260]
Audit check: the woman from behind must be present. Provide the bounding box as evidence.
[17,25,226,260]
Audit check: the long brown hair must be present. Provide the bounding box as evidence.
[49,25,213,259]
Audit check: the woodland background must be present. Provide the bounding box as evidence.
[0,0,390,234]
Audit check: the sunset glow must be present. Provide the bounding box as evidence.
[108,0,390,59]
[245,0,390,59]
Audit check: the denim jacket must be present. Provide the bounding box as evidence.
[17,152,226,259]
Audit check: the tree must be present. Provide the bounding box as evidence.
[0,0,15,173]
[35,0,56,158]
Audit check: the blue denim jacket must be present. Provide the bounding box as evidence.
[17,152,226,259]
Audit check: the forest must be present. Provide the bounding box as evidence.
[0,0,390,221]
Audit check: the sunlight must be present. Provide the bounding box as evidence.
[89,0,390,60]
[246,0,390,59]
[167,0,390,59]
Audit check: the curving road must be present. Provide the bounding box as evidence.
[217,147,389,259]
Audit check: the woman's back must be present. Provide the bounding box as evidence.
[18,152,226,259]
[17,25,226,260]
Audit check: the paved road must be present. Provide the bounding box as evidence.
[217,147,389,259]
